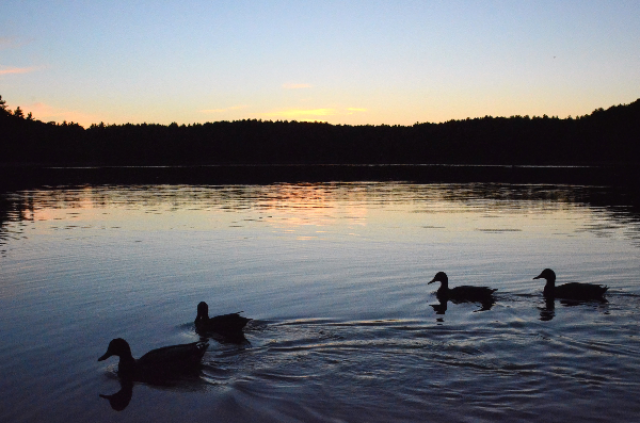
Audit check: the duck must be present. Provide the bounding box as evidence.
[534,268,608,300]
[98,338,208,378]
[428,271,497,305]
[194,301,251,338]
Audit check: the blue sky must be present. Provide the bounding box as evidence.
[1,0,639,127]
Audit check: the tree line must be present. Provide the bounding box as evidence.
[1,94,639,166]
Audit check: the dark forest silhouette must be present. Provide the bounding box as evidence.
[1,94,639,166]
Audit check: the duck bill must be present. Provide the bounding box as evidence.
[98,351,113,361]
[533,273,543,280]
[428,278,436,284]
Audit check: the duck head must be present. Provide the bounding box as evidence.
[533,268,556,285]
[428,272,449,289]
[98,338,133,362]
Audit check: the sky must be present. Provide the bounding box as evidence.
[1,0,639,127]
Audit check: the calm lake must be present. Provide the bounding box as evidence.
[1,171,640,422]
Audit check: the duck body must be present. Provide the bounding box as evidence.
[194,301,250,337]
[534,268,608,300]
[429,272,497,303]
[98,338,208,378]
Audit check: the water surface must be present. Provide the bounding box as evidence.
[1,182,639,422]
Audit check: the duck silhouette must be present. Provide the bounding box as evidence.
[194,301,251,339]
[533,268,608,300]
[428,271,497,309]
[98,338,208,378]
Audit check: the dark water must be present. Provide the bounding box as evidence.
[1,180,640,422]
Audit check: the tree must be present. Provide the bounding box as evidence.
[0,95,8,115]
[14,106,24,118]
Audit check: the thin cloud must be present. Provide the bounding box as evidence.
[347,108,367,114]
[200,105,247,113]
[0,65,39,75]
[282,83,312,90]
[0,37,33,50]
[0,37,18,50]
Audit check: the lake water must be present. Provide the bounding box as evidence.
[1,179,640,422]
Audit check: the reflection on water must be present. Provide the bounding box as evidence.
[100,378,133,411]
[1,181,640,422]
[431,296,496,315]
[539,297,556,321]
[431,296,448,316]
[2,182,640,237]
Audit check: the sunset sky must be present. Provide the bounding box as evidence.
[1,1,639,127]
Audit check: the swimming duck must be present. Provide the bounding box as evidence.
[194,301,250,337]
[428,271,497,304]
[98,338,208,377]
[534,268,608,300]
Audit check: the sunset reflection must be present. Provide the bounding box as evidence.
[253,183,369,231]
[1,183,638,246]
